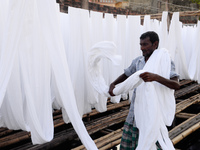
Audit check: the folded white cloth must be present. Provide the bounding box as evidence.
[114,48,175,150]
[134,48,175,150]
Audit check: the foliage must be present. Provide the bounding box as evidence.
[190,0,200,5]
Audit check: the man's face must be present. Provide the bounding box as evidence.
[140,37,157,59]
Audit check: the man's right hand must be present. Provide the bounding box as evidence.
[108,83,115,96]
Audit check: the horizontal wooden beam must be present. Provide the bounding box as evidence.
[139,10,200,20]
[176,112,196,119]
[172,121,200,145]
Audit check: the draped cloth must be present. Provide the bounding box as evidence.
[88,41,121,98]
[89,46,175,150]
[115,48,175,150]
[0,1,97,149]
[167,12,189,80]
[134,49,175,150]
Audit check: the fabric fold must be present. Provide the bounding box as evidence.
[88,41,122,97]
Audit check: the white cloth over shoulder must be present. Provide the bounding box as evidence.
[114,48,175,150]
[135,48,175,150]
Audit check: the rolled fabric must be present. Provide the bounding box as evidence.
[113,70,145,95]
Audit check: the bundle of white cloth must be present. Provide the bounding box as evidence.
[135,49,175,150]
[88,43,175,150]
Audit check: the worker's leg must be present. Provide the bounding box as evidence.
[120,122,138,150]
[120,122,162,150]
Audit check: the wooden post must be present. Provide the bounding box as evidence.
[165,0,169,11]
[82,0,89,10]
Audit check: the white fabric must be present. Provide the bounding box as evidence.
[88,41,121,97]
[88,47,175,149]
[64,7,93,118]
[89,10,110,112]
[37,2,97,149]
[1,3,200,149]
[113,48,175,150]
[0,0,24,106]
[0,1,97,149]
[142,15,151,33]
[135,49,175,150]
[159,11,169,49]
[0,53,29,131]
[187,21,200,82]
[113,70,145,95]
[125,15,141,101]
[103,13,121,103]
[167,12,190,79]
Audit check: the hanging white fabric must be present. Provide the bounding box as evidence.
[88,41,121,97]
[187,21,200,82]
[103,13,121,103]
[159,11,169,49]
[167,12,190,79]
[0,1,98,149]
[125,15,142,101]
[37,2,97,149]
[0,0,24,106]
[1,1,200,149]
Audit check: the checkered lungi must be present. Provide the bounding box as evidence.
[120,122,162,150]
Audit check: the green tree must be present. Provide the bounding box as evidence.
[190,0,200,6]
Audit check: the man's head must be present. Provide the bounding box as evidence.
[140,31,159,61]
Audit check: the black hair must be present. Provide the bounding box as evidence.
[140,31,159,44]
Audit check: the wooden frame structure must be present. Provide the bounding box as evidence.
[0,79,200,149]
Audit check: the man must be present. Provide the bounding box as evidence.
[108,31,180,150]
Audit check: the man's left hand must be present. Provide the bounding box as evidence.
[139,72,157,82]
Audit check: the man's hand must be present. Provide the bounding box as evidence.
[108,83,116,96]
[139,72,157,82]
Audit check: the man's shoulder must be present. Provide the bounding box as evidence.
[132,56,144,63]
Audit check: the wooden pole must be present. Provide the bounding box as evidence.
[99,139,121,150]
[72,128,123,150]
[172,122,200,145]
[165,0,169,11]
[82,0,89,10]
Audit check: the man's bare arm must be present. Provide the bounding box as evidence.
[139,72,180,90]
[108,73,128,96]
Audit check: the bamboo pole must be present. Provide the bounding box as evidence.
[53,109,61,115]
[72,128,123,150]
[172,122,200,145]
[96,131,122,148]
[179,79,193,87]
[0,128,8,133]
[175,93,200,114]
[0,132,31,148]
[0,129,14,137]
[178,10,200,17]
[99,139,121,150]
[83,100,130,118]
[176,112,196,119]
[87,116,126,135]
[169,113,200,139]
[175,84,200,99]
[53,114,62,120]
[86,110,128,131]
[139,10,200,20]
